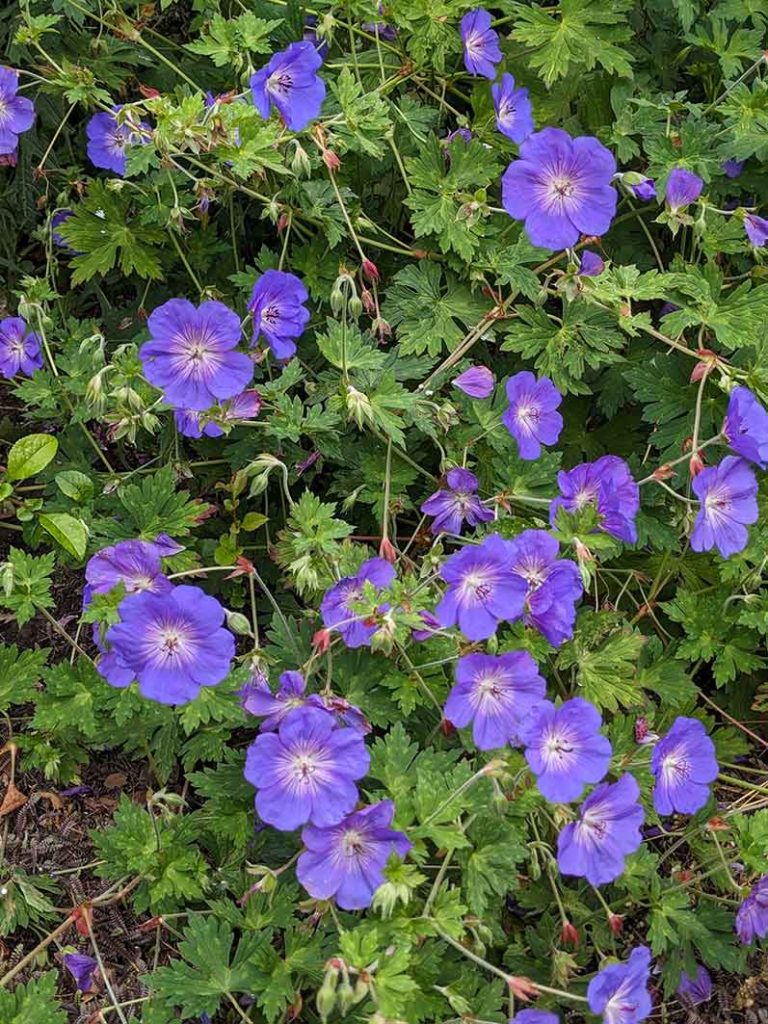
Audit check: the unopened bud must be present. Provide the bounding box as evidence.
[507,975,539,1001]
[360,288,375,314]
[322,148,341,171]
[226,610,253,636]
[379,536,396,563]
[329,286,345,315]
[336,979,355,1014]
[372,317,391,341]
[346,385,373,430]
[560,920,580,948]
[608,913,624,936]
[316,977,337,1020]
[689,451,705,476]
[291,142,312,178]
[651,464,676,481]
[348,295,363,318]
[312,628,331,653]
[361,258,380,282]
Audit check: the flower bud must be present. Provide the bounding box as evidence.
[372,317,391,341]
[360,288,375,314]
[348,295,363,319]
[225,610,253,636]
[316,976,337,1021]
[361,258,380,282]
[345,385,373,430]
[322,148,341,171]
[329,286,345,315]
[291,142,312,178]
[336,979,356,1015]
[507,975,540,1001]
[560,920,580,948]
[379,536,396,563]
[0,562,14,597]
[608,913,624,935]
[690,451,705,476]
[312,628,331,653]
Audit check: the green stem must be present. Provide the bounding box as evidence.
[327,167,366,262]
[434,927,589,1004]
[638,434,722,484]
[704,55,767,113]
[86,914,129,1024]
[709,830,744,893]
[167,229,204,295]
[381,437,393,549]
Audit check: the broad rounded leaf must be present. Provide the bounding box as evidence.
[55,470,95,503]
[38,513,89,560]
[6,434,59,482]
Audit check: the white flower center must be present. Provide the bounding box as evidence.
[461,570,492,601]
[268,71,293,96]
[704,488,730,522]
[661,750,690,783]
[341,828,367,856]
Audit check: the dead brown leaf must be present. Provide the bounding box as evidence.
[0,781,28,817]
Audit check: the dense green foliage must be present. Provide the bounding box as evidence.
[1,0,768,1021]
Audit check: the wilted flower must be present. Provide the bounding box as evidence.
[303,15,330,56]
[550,455,640,545]
[174,389,263,439]
[250,42,326,132]
[453,365,494,398]
[244,707,369,830]
[650,716,717,816]
[444,650,545,750]
[0,316,43,378]
[491,73,534,144]
[297,800,410,909]
[435,533,527,641]
[690,456,758,558]
[420,467,493,536]
[722,159,744,178]
[520,697,612,803]
[510,1013,559,1024]
[249,269,310,360]
[664,168,703,213]
[502,128,618,249]
[578,250,605,276]
[507,530,583,647]
[86,106,146,176]
[63,952,98,992]
[174,408,224,439]
[723,386,768,468]
[503,371,563,460]
[677,965,712,1005]
[51,209,73,247]
[557,774,644,885]
[631,177,656,201]
[241,670,324,730]
[459,9,502,79]
[735,874,768,944]
[445,126,473,145]
[411,610,442,642]
[0,67,35,155]
[320,558,395,648]
[744,213,768,247]
[84,539,170,608]
[587,946,652,1024]
[139,298,253,411]
[101,585,234,704]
